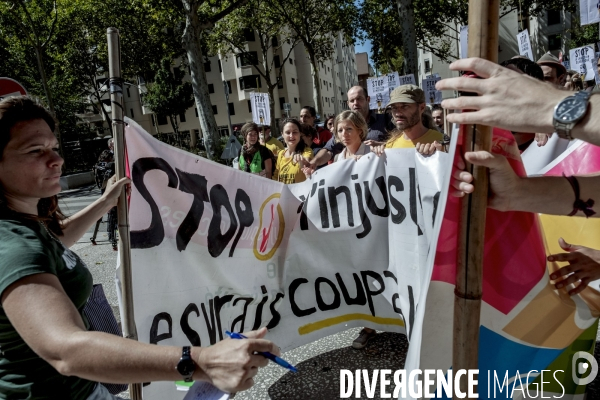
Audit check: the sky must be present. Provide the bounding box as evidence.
[355,38,373,61]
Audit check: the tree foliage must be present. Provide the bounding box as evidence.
[267,0,358,116]
[210,0,300,133]
[144,59,194,148]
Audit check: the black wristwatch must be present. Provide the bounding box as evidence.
[176,346,196,382]
[552,90,591,140]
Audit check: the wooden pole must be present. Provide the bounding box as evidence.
[107,27,143,400]
[453,1,499,398]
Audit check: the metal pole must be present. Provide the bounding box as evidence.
[453,1,499,399]
[107,27,143,400]
[224,81,233,137]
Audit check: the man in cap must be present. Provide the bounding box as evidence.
[536,52,567,87]
[378,84,444,150]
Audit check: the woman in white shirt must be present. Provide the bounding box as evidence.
[333,111,371,162]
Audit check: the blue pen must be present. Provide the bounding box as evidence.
[225,331,298,373]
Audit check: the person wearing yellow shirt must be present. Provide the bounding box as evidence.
[273,118,313,184]
[370,84,444,156]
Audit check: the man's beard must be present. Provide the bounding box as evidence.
[395,110,420,131]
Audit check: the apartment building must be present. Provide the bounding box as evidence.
[415,9,573,100]
[84,33,358,144]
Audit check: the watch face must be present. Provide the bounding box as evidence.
[177,358,195,376]
[555,97,587,123]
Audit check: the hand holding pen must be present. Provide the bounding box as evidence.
[226,331,298,373]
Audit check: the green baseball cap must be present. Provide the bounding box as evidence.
[387,84,425,106]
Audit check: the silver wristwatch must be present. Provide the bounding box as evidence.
[552,90,591,140]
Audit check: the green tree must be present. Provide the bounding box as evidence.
[179,0,251,160]
[566,19,598,49]
[144,59,195,149]
[267,0,358,117]
[210,0,301,134]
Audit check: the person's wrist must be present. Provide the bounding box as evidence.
[546,88,577,134]
[190,347,209,382]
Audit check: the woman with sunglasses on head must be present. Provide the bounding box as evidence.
[237,122,273,179]
[0,96,279,399]
[273,118,313,184]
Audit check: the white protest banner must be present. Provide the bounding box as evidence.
[562,60,570,70]
[594,53,600,84]
[570,45,596,80]
[517,29,534,61]
[580,0,600,25]
[386,71,400,92]
[124,117,452,400]
[367,76,387,110]
[460,25,469,59]
[422,75,442,105]
[250,92,270,125]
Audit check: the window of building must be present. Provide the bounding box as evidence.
[548,34,561,51]
[130,108,134,118]
[291,78,295,84]
[289,58,293,65]
[272,36,278,47]
[180,112,186,123]
[424,59,431,73]
[294,97,298,103]
[278,79,283,89]
[157,114,168,125]
[218,60,222,72]
[239,75,262,90]
[212,105,218,115]
[217,126,229,137]
[195,108,198,117]
[237,51,258,67]
[126,87,131,97]
[243,29,255,42]
[547,10,561,25]
[228,102,235,115]
[204,60,211,72]
[226,80,232,94]
[274,55,281,68]
[247,100,252,113]
[208,83,215,94]
[279,97,285,110]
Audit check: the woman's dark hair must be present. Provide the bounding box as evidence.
[279,118,307,154]
[0,96,64,233]
[500,58,544,81]
[324,114,336,127]
[300,123,317,140]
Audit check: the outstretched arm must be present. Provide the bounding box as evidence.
[2,274,278,392]
[437,58,600,147]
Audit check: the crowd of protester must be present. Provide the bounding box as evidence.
[1,47,600,398]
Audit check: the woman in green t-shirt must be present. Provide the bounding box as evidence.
[0,97,279,399]
[237,122,272,178]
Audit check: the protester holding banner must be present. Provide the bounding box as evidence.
[0,97,280,399]
[237,122,273,179]
[273,118,313,183]
[332,111,370,162]
[309,86,390,169]
[370,85,443,156]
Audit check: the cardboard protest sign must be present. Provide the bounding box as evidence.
[422,75,442,105]
[250,92,270,125]
[124,118,452,399]
[460,25,469,59]
[517,29,534,61]
[580,0,600,26]
[570,45,596,80]
[397,74,416,86]
[367,76,387,110]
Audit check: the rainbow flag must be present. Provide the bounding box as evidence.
[421,128,600,398]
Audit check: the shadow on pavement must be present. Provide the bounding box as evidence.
[267,332,408,400]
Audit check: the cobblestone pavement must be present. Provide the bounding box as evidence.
[59,185,600,400]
